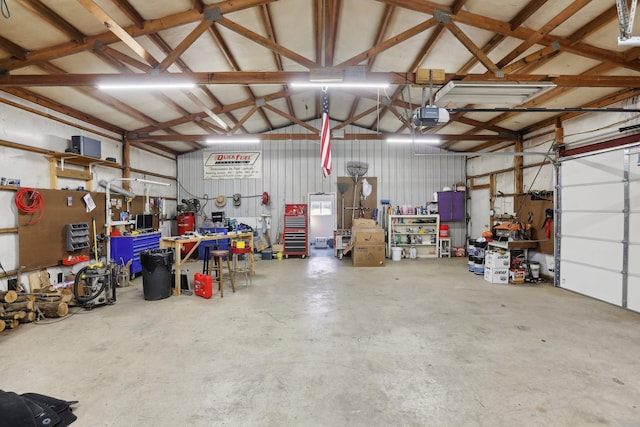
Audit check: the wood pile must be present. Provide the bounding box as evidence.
[0,289,70,332]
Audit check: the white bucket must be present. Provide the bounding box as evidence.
[391,247,402,261]
[529,261,540,279]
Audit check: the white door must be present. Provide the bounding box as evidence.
[469,188,490,239]
[308,193,336,249]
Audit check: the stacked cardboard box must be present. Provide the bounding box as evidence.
[349,219,385,267]
[484,250,510,284]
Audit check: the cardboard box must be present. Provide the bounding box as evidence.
[484,266,509,284]
[352,244,385,267]
[485,250,510,268]
[352,228,384,244]
[352,218,377,228]
[271,244,284,253]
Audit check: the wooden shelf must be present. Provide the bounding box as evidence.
[48,152,121,190]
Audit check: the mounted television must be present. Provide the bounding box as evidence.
[136,214,154,231]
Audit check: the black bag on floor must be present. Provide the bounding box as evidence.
[0,390,78,427]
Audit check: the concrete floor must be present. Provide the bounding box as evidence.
[3,254,640,426]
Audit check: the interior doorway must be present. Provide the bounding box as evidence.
[308,193,336,257]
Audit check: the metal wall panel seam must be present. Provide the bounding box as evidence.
[561,258,623,274]
[561,234,626,244]
[622,148,630,307]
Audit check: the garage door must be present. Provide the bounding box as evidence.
[559,147,640,311]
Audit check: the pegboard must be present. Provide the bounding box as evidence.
[515,193,554,255]
[17,188,149,270]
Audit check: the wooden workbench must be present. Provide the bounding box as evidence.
[160,231,254,296]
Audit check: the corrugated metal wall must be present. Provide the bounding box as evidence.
[177,120,467,248]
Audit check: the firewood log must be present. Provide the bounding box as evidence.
[0,290,17,303]
[19,312,36,323]
[5,301,35,311]
[38,302,68,318]
[4,319,19,329]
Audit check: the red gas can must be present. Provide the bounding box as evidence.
[194,273,213,299]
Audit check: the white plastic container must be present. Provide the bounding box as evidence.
[391,247,402,261]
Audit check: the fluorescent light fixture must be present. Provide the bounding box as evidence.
[386,137,441,144]
[98,82,196,90]
[434,81,556,106]
[290,82,389,89]
[205,137,260,144]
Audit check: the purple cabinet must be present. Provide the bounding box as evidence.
[437,191,465,222]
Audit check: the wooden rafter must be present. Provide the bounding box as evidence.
[4,72,640,87]
[77,0,159,68]
[324,0,340,67]
[376,0,640,72]
[0,35,28,60]
[0,0,277,71]
[112,0,146,29]
[207,23,274,130]
[336,18,438,68]
[215,17,317,69]
[260,4,295,117]
[443,21,499,74]
[495,0,591,69]
[158,19,213,72]
[263,104,320,134]
[16,0,85,42]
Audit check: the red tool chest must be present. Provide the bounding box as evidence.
[283,204,308,258]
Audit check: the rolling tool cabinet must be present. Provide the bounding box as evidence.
[283,204,308,258]
[110,232,161,277]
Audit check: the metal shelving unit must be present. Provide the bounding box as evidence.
[387,214,440,259]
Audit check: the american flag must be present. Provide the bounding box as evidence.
[320,92,332,177]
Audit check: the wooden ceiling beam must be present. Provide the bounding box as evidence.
[158,19,213,73]
[95,46,153,72]
[112,0,146,29]
[260,4,295,119]
[4,71,639,88]
[509,0,549,30]
[0,0,277,71]
[16,0,86,43]
[444,21,499,74]
[131,89,293,135]
[0,87,122,135]
[347,5,395,122]
[567,5,617,46]
[263,104,320,134]
[314,0,323,65]
[0,35,28,60]
[324,0,340,67]
[337,18,438,68]
[191,0,205,14]
[207,24,274,130]
[215,17,317,69]
[77,0,160,68]
[376,0,640,72]
[496,0,591,70]
[229,106,260,133]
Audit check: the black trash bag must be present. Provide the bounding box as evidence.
[0,390,78,427]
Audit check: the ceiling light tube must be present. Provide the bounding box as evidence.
[290,82,389,89]
[205,138,260,144]
[386,137,441,144]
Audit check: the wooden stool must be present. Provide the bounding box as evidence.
[207,249,235,297]
[231,246,253,287]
